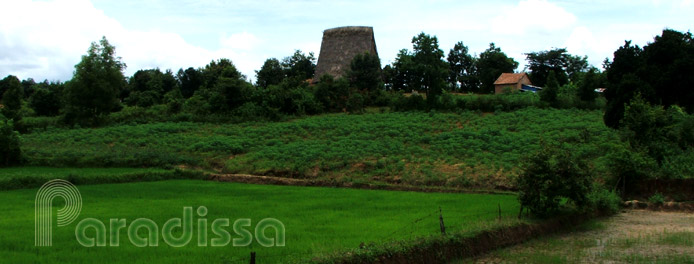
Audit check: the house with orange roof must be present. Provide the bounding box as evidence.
[493,73,532,94]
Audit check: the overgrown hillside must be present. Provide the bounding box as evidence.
[21,108,620,189]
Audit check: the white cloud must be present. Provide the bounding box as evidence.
[0,0,262,82]
[492,0,577,35]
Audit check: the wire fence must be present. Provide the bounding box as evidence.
[228,204,514,263]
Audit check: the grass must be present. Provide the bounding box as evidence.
[0,167,205,190]
[20,108,621,189]
[0,179,521,263]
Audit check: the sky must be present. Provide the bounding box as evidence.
[1,0,692,83]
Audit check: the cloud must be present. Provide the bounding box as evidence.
[0,0,262,82]
[492,0,577,35]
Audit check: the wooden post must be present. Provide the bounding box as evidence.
[250,251,256,264]
[439,207,446,235]
[498,203,501,221]
[517,205,523,219]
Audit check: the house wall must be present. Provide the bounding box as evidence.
[494,75,531,94]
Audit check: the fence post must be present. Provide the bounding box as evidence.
[439,206,446,235]
[250,251,256,264]
[518,205,523,219]
[498,203,501,221]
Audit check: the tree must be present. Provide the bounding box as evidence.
[389,49,416,92]
[525,48,588,87]
[517,143,593,218]
[447,41,479,92]
[540,71,559,106]
[29,88,60,116]
[410,32,448,103]
[0,75,23,120]
[604,29,694,128]
[347,52,382,92]
[255,58,285,88]
[477,43,518,94]
[196,59,252,112]
[63,36,126,126]
[0,114,21,166]
[124,69,178,107]
[281,50,316,81]
[577,68,599,102]
[177,67,203,98]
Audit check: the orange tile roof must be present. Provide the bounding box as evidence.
[494,73,528,85]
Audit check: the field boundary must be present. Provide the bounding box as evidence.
[309,212,605,264]
[207,173,515,195]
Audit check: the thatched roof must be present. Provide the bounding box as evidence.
[314,26,379,81]
[494,73,530,85]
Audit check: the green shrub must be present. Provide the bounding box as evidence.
[586,184,622,214]
[648,192,665,205]
[0,114,22,166]
[517,142,594,218]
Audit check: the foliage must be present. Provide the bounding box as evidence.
[525,48,588,87]
[29,87,61,116]
[577,68,600,102]
[21,109,620,189]
[447,41,479,92]
[604,29,694,128]
[0,114,22,166]
[176,67,203,98]
[255,58,285,88]
[410,32,449,103]
[540,71,559,106]
[124,69,177,107]
[517,142,594,218]
[477,43,519,94]
[314,75,350,112]
[586,183,622,214]
[282,50,316,81]
[0,75,23,120]
[63,36,126,127]
[347,52,382,93]
[648,192,665,205]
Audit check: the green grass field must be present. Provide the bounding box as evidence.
[0,179,520,263]
[21,108,620,189]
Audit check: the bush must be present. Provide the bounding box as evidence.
[0,114,22,166]
[586,184,622,214]
[648,192,665,205]
[517,142,594,218]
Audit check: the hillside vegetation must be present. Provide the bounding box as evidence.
[21,108,620,189]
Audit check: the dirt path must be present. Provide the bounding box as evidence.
[462,210,694,263]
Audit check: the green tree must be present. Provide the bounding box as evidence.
[577,68,599,102]
[196,59,252,113]
[517,143,594,218]
[604,29,694,128]
[0,75,23,120]
[410,32,448,103]
[29,88,60,116]
[525,48,588,87]
[176,67,203,98]
[540,71,559,106]
[63,36,126,126]
[447,41,479,92]
[477,43,518,94]
[281,50,316,81]
[255,58,285,88]
[389,49,416,92]
[0,114,21,166]
[347,52,382,93]
[125,69,177,107]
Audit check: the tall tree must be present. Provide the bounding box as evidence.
[577,68,599,102]
[525,48,588,87]
[347,52,382,92]
[255,58,285,88]
[410,32,448,103]
[389,49,416,92]
[177,67,203,98]
[540,71,559,106]
[603,29,694,128]
[477,43,518,94]
[63,36,126,126]
[281,50,316,81]
[0,75,23,120]
[447,41,479,92]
